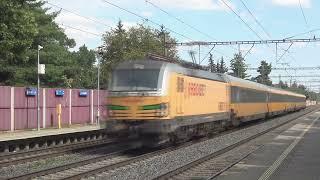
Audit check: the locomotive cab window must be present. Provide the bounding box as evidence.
[110,69,162,91]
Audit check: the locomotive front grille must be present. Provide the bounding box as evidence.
[108,103,169,119]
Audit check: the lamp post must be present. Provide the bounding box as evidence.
[37,45,43,131]
[96,46,103,125]
[97,54,100,125]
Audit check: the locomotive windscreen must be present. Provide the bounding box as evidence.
[110,69,161,91]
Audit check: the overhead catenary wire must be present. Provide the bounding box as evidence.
[145,0,218,41]
[47,1,113,29]
[200,45,216,64]
[299,0,309,28]
[221,0,294,78]
[219,0,284,70]
[145,0,239,63]
[101,0,193,41]
[59,23,102,37]
[285,28,320,39]
[243,44,255,58]
[219,0,264,41]
[238,0,271,38]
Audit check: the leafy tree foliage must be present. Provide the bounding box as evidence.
[0,0,96,88]
[229,53,248,79]
[98,21,179,88]
[278,80,289,89]
[217,56,228,73]
[255,60,272,85]
[208,53,216,72]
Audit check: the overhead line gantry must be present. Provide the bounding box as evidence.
[167,38,320,46]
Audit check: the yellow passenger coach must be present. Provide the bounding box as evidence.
[105,54,306,144]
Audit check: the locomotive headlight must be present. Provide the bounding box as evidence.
[160,103,168,110]
[140,103,168,117]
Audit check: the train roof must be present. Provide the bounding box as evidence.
[114,59,226,83]
[113,58,305,98]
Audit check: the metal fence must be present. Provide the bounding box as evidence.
[0,86,108,131]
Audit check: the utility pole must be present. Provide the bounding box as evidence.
[198,44,201,65]
[37,45,43,131]
[160,25,167,56]
[97,56,100,125]
[96,47,103,126]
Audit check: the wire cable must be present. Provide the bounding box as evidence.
[277,43,293,63]
[145,0,218,41]
[299,0,309,28]
[101,0,193,41]
[47,2,113,29]
[238,0,271,38]
[219,0,264,41]
[59,23,102,37]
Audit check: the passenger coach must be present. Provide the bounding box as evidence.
[105,54,306,144]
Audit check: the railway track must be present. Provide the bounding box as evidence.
[0,138,115,168]
[7,118,255,179]
[6,107,317,180]
[155,107,319,180]
[7,137,208,180]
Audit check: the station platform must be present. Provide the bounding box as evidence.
[216,110,320,180]
[0,125,102,142]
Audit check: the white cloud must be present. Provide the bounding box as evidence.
[272,0,311,8]
[55,12,107,49]
[55,12,138,49]
[150,0,234,11]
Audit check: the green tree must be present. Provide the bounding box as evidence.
[0,0,99,88]
[0,0,38,64]
[217,56,228,73]
[255,60,272,85]
[278,80,288,89]
[66,45,97,88]
[208,53,216,72]
[98,21,179,88]
[230,53,248,79]
[291,81,298,88]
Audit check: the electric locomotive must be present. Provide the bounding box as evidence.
[105,54,306,145]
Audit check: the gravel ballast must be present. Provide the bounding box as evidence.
[92,108,317,180]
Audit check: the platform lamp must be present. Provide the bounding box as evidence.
[37,45,45,131]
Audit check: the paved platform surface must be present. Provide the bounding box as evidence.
[0,125,102,142]
[216,110,320,180]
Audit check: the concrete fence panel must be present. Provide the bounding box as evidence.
[0,86,108,132]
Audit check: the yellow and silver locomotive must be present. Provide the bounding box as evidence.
[105,54,306,144]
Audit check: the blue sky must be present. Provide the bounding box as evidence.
[46,0,320,91]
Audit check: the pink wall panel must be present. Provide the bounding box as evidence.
[46,88,69,108]
[92,90,108,121]
[46,107,57,127]
[0,86,108,131]
[0,109,10,131]
[0,86,11,108]
[72,89,90,106]
[14,87,43,108]
[61,107,69,125]
[93,90,108,106]
[72,107,90,124]
[14,108,41,130]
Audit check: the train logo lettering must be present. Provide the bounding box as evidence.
[187,83,206,96]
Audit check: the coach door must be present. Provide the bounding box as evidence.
[176,76,184,114]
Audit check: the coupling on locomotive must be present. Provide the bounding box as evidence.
[105,54,306,145]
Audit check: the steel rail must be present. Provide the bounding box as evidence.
[154,107,318,180]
